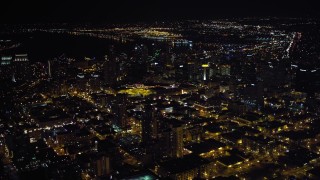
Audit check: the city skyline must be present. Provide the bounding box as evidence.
[1,2,320,180]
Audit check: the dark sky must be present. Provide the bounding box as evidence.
[1,0,319,23]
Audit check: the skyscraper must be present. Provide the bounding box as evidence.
[48,60,52,78]
[171,125,184,158]
[202,64,209,81]
[219,64,231,76]
[0,56,12,66]
[103,55,119,87]
[14,54,28,62]
[94,155,110,177]
[162,122,184,158]
[115,93,128,130]
[142,104,155,144]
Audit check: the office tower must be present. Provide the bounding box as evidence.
[186,62,197,82]
[175,64,185,82]
[219,64,231,76]
[151,112,159,140]
[142,105,156,144]
[1,56,12,66]
[95,155,110,177]
[115,93,128,130]
[11,54,29,81]
[163,124,184,158]
[14,54,29,62]
[202,64,209,81]
[172,126,184,158]
[175,62,197,82]
[142,105,159,142]
[48,60,52,78]
[241,62,257,84]
[103,55,119,87]
[133,44,148,62]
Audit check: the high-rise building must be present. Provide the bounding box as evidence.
[1,56,12,66]
[14,54,29,62]
[95,155,110,177]
[142,105,157,144]
[219,64,231,76]
[202,64,210,81]
[104,55,119,87]
[133,44,148,62]
[241,62,257,84]
[175,62,197,82]
[48,60,52,78]
[115,93,128,130]
[151,112,159,140]
[163,123,184,158]
[11,54,29,81]
[172,126,184,158]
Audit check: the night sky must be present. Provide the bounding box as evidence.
[1,0,319,23]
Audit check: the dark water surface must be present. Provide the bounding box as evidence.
[1,32,127,61]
